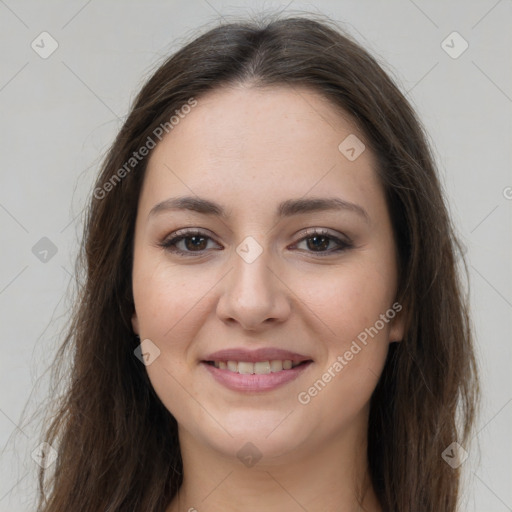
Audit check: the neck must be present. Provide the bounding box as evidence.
[166,421,382,512]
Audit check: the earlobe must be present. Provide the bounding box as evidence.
[389,306,406,343]
[131,311,140,336]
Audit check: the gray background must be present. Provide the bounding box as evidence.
[1,0,511,510]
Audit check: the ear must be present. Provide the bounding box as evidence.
[388,302,406,343]
[131,310,140,336]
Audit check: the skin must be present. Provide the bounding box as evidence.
[131,84,405,512]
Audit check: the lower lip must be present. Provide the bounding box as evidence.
[201,361,313,392]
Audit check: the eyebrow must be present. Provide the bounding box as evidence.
[148,195,369,223]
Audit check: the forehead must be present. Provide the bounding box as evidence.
[140,85,381,217]
[150,84,363,161]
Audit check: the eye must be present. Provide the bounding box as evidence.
[292,228,352,256]
[158,227,352,257]
[158,229,222,256]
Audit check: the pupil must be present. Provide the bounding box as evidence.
[186,236,207,251]
[308,235,329,251]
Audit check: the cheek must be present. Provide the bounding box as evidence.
[132,257,220,406]
[292,256,395,399]
[293,259,396,427]
[132,257,214,341]
[132,261,209,420]
[294,257,397,345]
[294,285,392,433]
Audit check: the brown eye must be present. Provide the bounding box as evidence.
[159,230,222,256]
[306,234,331,252]
[182,235,208,251]
[294,228,352,256]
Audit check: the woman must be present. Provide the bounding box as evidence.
[36,13,479,512]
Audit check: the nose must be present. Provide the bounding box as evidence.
[216,247,291,331]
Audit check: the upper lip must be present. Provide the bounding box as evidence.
[203,348,312,363]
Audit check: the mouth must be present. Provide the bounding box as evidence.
[200,348,313,392]
[203,359,311,374]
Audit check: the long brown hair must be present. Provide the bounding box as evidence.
[32,12,479,512]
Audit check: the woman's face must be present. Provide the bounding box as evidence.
[131,85,404,462]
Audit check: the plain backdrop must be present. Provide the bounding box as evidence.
[0,1,511,511]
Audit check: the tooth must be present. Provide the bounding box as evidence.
[214,361,220,368]
[222,360,298,374]
[270,360,284,372]
[238,362,254,374]
[254,361,271,374]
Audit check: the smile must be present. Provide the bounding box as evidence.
[202,360,313,392]
[206,359,305,374]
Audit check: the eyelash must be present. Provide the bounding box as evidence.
[158,228,352,257]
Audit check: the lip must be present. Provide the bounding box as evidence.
[203,347,312,364]
[201,347,314,393]
[202,360,313,392]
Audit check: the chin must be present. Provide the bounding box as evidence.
[183,409,313,464]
